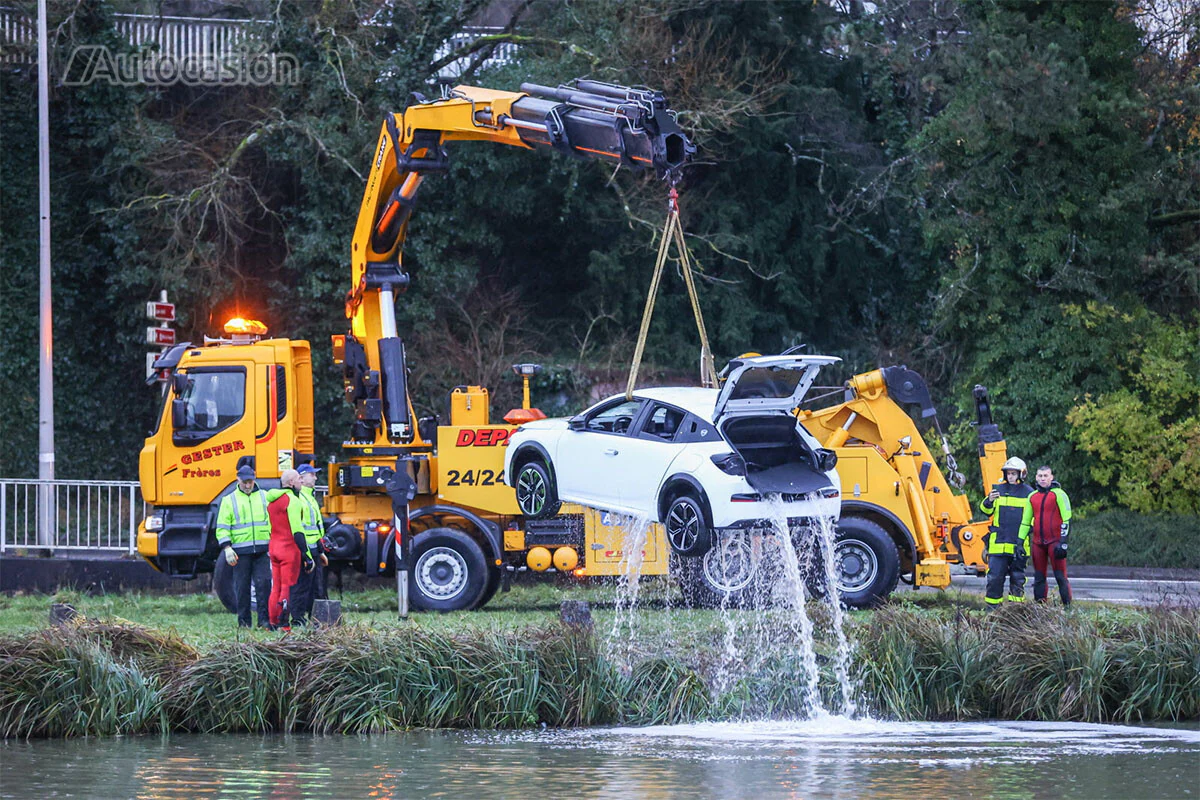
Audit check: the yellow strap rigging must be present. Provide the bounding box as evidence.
[625,189,717,400]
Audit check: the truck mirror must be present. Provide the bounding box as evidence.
[171,399,189,430]
[171,372,188,395]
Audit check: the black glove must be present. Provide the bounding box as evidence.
[1053,543,1068,560]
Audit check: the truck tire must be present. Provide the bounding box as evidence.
[475,565,502,610]
[213,556,262,615]
[676,532,759,608]
[409,527,489,612]
[831,516,900,608]
[663,493,712,558]
[514,461,561,519]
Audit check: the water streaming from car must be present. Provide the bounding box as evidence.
[602,492,858,717]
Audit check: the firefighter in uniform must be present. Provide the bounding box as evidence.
[1030,465,1073,606]
[980,456,1034,607]
[288,463,327,624]
[216,464,272,628]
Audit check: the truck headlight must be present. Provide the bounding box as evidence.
[144,514,164,532]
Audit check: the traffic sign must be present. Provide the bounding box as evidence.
[146,326,176,346]
[146,301,176,322]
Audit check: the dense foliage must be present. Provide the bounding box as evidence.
[1,0,1195,521]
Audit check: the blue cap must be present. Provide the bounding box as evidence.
[297,464,320,476]
[236,464,256,480]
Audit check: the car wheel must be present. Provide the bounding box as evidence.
[829,517,900,608]
[515,460,561,519]
[409,527,489,612]
[664,493,712,557]
[676,531,760,608]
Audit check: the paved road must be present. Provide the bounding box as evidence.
[916,573,1200,606]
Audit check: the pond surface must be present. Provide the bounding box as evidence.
[3,718,1197,799]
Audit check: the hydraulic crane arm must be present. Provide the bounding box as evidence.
[340,80,694,447]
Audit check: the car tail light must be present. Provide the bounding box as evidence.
[711,453,746,475]
[730,493,760,503]
[820,488,840,499]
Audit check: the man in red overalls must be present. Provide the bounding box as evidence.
[1030,465,1073,607]
[266,469,314,630]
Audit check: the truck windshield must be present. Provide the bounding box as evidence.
[175,369,246,442]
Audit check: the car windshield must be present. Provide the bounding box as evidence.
[176,370,245,439]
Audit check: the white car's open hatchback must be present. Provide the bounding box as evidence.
[504,355,842,563]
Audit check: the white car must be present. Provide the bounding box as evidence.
[504,355,842,563]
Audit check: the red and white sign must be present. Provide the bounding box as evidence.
[146,301,176,322]
[146,326,176,346]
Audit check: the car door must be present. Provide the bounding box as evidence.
[554,397,645,510]
[609,402,688,517]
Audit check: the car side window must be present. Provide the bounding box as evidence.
[639,404,686,442]
[674,414,717,443]
[585,399,643,435]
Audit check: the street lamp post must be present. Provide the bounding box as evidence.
[36,0,55,550]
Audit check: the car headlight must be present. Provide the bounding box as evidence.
[144,514,164,532]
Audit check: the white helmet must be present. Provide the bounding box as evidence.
[1001,457,1027,480]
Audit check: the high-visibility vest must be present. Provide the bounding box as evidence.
[980,483,1033,556]
[215,487,271,550]
[299,486,324,547]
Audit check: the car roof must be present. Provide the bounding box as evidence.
[632,387,719,418]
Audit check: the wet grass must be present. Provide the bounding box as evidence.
[0,582,1195,738]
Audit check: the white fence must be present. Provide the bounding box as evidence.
[1,479,144,554]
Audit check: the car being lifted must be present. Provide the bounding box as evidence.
[503,355,843,566]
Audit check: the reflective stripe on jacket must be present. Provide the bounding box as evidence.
[980,483,1033,556]
[215,487,271,550]
[299,487,324,547]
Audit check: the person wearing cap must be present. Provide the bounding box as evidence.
[265,469,314,630]
[288,463,327,625]
[215,464,272,628]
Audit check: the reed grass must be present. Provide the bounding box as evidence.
[1,602,1195,738]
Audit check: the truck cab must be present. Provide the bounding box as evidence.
[137,323,313,578]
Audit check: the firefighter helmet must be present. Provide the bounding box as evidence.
[1001,457,1027,480]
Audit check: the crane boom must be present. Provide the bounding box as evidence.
[339,80,694,449]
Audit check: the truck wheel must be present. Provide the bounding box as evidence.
[213,556,238,614]
[409,527,489,612]
[475,565,502,610]
[676,531,759,608]
[831,517,900,608]
[515,461,561,519]
[212,556,262,615]
[664,493,712,557]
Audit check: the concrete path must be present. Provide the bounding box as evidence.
[917,571,1200,606]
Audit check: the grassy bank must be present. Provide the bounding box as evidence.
[1,588,1195,738]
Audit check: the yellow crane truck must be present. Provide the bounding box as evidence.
[136,80,1009,610]
[138,79,691,611]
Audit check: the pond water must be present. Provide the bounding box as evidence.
[3,718,1197,799]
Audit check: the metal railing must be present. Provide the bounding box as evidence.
[433,26,519,81]
[0,479,144,554]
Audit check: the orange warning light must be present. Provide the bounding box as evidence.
[224,318,268,336]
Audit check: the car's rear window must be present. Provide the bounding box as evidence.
[728,367,803,400]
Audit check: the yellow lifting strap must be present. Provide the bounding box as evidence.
[625,189,717,400]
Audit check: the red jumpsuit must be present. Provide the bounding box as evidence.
[267,492,307,628]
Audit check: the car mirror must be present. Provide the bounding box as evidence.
[815,448,838,472]
[567,415,586,431]
[171,399,189,430]
[171,372,188,395]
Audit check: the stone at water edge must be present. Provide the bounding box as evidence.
[313,599,342,626]
[49,603,78,626]
[560,600,594,631]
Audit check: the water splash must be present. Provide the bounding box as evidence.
[605,513,651,670]
[814,512,858,716]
